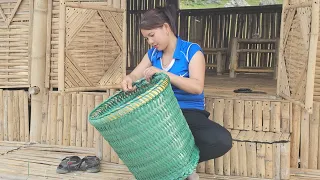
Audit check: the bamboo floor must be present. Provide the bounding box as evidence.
[0,141,317,180]
[204,73,277,99]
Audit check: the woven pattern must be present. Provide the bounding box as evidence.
[0,0,31,88]
[49,1,126,88]
[89,73,199,180]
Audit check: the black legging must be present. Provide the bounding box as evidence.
[182,109,232,163]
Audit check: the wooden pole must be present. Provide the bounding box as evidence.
[58,0,66,92]
[305,0,319,113]
[229,37,238,78]
[30,0,48,142]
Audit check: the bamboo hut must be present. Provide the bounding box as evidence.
[0,0,319,179]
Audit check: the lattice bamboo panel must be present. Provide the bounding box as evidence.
[65,8,123,89]
[0,0,31,88]
[277,3,316,111]
[49,0,126,88]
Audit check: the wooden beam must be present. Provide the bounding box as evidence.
[305,0,319,113]
[30,0,48,142]
[58,0,66,92]
[66,2,124,13]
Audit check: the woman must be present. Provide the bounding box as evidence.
[121,5,232,180]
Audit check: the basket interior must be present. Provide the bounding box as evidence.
[89,73,169,121]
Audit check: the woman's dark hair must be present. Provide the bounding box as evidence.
[140,4,177,35]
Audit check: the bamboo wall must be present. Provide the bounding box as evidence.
[200,96,291,179]
[48,0,126,89]
[0,0,32,88]
[39,90,125,163]
[127,4,282,70]
[290,103,320,170]
[0,90,29,142]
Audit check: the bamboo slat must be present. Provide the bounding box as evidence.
[300,110,310,169]
[290,104,301,168]
[205,97,214,175]
[213,99,224,175]
[0,0,30,88]
[309,102,319,169]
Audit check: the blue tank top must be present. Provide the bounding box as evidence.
[147,36,205,110]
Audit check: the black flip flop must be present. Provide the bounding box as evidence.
[234,88,266,94]
[56,156,82,174]
[79,156,101,173]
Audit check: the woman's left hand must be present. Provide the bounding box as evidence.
[144,67,162,82]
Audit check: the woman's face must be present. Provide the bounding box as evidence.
[141,24,170,51]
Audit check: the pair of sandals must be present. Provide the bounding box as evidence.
[56,156,100,174]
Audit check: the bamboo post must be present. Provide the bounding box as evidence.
[45,0,53,88]
[205,98,214,175]
[244,101,253,130]
[273,132,282,179]
[41,89,49,144]
[58,0,66,92]
[245,131,256,178]
[213,99,224,175]
[0,90,3,141]
[300,109,310,168]
[81,94,88,147]
[223,130,231,176]
[70,94,77,146]
[50,93,58,145]
[216,51,223,75]
[63,94,71,146]
[95,95,103,160]
[102,93,111,161]
[230,130,240,176]
[87,95,95,148]
[291,104,301,168]
[254,101,263,131]
[224,99,234,129]
[280,133,291,179]
[270,102,281,132]
[7,91,12,141]
[19,91,25,142]
[57,95,64,145]
[3,91,8,141]
[76,94,82,147]
[13,91,19,141]
[237,131,247,177]
[305,0,319,113]
[273,38,279,80]
[309,102,319,169]
[262,101,270,131]
[229,37,238,78]
[256,132,266,178]
[30,0,49,142]
[281,102,290,133]
[234,100,244,130]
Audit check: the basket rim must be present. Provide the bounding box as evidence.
[89,72,170,122]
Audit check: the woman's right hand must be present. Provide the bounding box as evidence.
[121,75,136,92]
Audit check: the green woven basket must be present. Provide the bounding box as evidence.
[88,73,199,180]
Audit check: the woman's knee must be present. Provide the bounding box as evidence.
[197,124,232,161]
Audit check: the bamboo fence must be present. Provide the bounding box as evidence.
[0,0,32,88]
[196,96,291,179]
[0,90,29,142]
[40,90,125,164]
